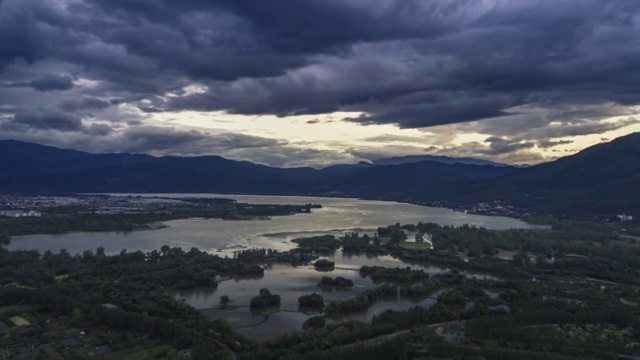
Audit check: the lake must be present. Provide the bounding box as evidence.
[7,194,539,256]
[6,194,540,341]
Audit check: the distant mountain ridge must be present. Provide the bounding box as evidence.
[405,133,640,216]
[0,140,515,195]
[1,134,639,217]
[373,154,518,167]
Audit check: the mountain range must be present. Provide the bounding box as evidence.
[1,133,639,217]
[409,133,640,217]
[373,154,517,167]
[0,139,515,194]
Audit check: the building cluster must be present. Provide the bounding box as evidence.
[0,210,41,218]
[618,214,633,222]
[0,195,81,209]
[0,195,186,216]
[451,200,527,217]
[0,314,111,358]
[595,214,635,223]
[464,201,517,216]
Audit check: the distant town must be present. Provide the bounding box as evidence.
[0,194,192,216]
[0,194,633,226]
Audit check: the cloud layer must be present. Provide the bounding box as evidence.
[1,0,639,166]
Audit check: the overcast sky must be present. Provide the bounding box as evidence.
[1,0,639,167]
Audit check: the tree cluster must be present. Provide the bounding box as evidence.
[313,259,335,271]
[250,288,281,309]
[298,293,324,308]
[318,276,353,288]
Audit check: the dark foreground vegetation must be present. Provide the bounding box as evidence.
[0,245,259,359]
[2,216,640,359]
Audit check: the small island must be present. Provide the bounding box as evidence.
[318,276,354,288]
[250,288,281,309]
[298,293,325,308]
[291,235,340,254]
[313,259,335,271]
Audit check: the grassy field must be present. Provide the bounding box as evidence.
[497,250,516,260]
[9,316,30,326]
[400,242,432,250]
[456,252,470,261]
[100,344,181,360]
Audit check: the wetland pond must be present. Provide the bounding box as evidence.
[7,194,540,341]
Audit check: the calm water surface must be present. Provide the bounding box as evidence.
[7,194,539,341]
[8,194,540,255]
[173,251,495,341]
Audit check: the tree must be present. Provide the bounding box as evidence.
[82,249,95,261]
[96,246,106,257]
[298,293,324,308]
[251,288,281,308]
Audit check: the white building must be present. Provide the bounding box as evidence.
[618,214,633,222]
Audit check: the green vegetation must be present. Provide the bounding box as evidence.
[399,282,439,297]
[0,200,318,240]
[235,248,269,262]
[250,288,281,309]
[399,241,431,250]
[313,259,335,271]
[334,221,640,286]
[325,284,398,315]
[245,219,640,359]
[360,265,430,283]
[298,293,324,308]
[0,232,9,245]
[8,316,30,326]
[240,321,398,360]
[0,245,258,359]
[318,276,353,288]
[302,316,326,330]
[342,232,379,253]
[4,214,640,359]
[283,338,408,360]
[291,235,340,254]
[375,223,407,243]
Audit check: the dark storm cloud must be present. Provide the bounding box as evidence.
[148,0,640,128]
[1,0,640,163]
[85,123,113,136]
[83,0,452,53]
[4,74,74,91]
[351,92,522,128]
[119,126,284,154]
[11,109,82,132]
[364,134,427,143]
[29,74,74,91]
[467,115,640,145]
[538,139,574,148]
[59,97,111,112]
[0,0,85,69]
[483,137,536,155]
